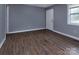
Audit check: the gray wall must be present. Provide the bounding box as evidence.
[53,4,79,38]
[9,5,46,32]
[0,5,6,43]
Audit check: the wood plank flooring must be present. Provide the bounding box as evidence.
[0,29,79,55]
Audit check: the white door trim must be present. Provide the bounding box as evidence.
[7,5,9,33]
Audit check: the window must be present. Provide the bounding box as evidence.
[68,4,79,25]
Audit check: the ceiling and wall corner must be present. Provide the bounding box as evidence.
[27,4,54,8]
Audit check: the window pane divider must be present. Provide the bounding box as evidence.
[70,13,79,15]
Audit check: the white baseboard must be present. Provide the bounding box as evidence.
[0,36,6,48]
[52,30,79,41]
[7,28,45,34]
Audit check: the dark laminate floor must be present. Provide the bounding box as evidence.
[0,29,79,55]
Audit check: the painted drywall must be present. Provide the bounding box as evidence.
[0,5,6,44]
[9,5,46,32]
[53,4,79,38]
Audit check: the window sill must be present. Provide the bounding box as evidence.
[68,23,79,26]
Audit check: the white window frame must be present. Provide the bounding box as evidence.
[67,4,79,26]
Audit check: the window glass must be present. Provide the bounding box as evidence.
[70,8,79,13]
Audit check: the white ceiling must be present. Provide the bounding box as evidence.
[28,4,53,8]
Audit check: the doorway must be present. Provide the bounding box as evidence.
[46,8,54,31]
